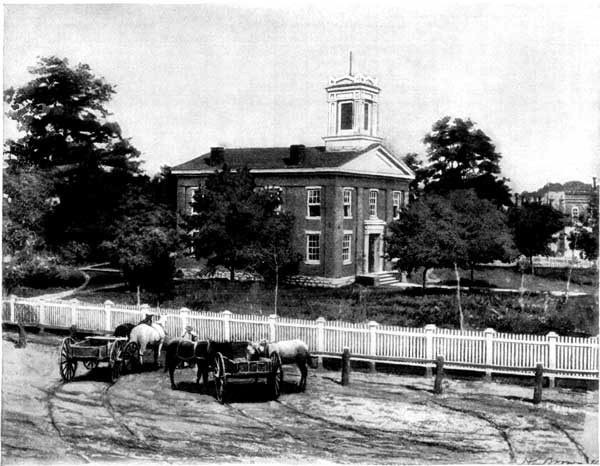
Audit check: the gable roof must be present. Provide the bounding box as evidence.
[171,144,415,180]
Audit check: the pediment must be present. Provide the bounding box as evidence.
[339,146,415,179]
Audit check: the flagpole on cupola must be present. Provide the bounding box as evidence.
[349,50,353,76]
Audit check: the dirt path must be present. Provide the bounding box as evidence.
[2,331,598,464]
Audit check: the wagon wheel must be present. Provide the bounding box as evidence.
[213,352,227,404]
[83,360,98,371]
[121,341,139,374]
[269,352,283,400]
[59,337,77,382]
[109,340,124,383]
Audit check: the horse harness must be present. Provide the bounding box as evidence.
[175,339,207,362]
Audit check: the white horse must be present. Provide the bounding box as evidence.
[248,339,310,391]
[129,315,167,367]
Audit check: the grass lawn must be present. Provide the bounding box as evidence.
[424,265,597,295]
[71,269,599,337]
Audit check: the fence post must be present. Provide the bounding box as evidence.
[268,314,277,342]
[341,347,351,386]
[9,294,16,323]
[533,363,544,404]
[316,316,326,368]
[424,324,436,377]
[547,332,558,388]
[140,304,151,321]
[368,321,379,373]
[484,328,496,382]
[38,301,46,328]
[104,300,114,332]
[70,299,79,327]
[222,310,232,341]
[180,307,190,335]
[433,355,445,394]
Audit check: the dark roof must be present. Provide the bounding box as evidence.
[172,144,381,171]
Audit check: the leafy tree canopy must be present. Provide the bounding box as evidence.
[420,117,512,206]
[2,165,55,257]
[4,57,144,259]
[508,203,564,261]
[187,165,297,281]
[387,190,516,285]
[100,183,181,296]
[4,56,140,171]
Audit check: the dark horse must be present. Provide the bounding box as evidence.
[164,339,255,391]
[113,323,136,338]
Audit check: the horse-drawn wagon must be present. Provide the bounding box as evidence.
[165,339,283,403]
[58,336,138,383]
[212,342,283,403]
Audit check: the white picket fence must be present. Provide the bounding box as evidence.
[532,255,597,269]
[3,296,598,382]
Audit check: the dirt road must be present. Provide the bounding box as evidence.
[2,331,598,464]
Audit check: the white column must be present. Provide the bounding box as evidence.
[363,231,369,274]
[378,234,384,273]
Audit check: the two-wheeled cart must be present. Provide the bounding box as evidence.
[212,342,283,404]
[58,336,138,383]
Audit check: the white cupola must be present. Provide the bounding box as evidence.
[323,61,382,152]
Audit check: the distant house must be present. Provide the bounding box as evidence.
[172,71,415,287]
[519,179,596,223]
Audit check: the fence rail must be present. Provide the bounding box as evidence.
[531,255,597,269]
[3,296,598,382]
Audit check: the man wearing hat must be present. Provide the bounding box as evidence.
[180,325,198,342]
[179,325,198,368]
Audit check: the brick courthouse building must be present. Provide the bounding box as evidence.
[172,71,415,287]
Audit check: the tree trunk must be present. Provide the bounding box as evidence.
[470,265,474,284]
[454,263,464,331]
[274,268,279,316]
[422,268,428,289]
[229,267,235,281]
[565,263,573,302]
[137,286,141,307]
[530,255,535,276]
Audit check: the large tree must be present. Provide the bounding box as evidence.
[100,192,180,298]
[420,117,512,207]
[187,165,297,282]
[4,56,142,259]
[252,211,302,315]
[387,190,516,329]
[508,203,564,272]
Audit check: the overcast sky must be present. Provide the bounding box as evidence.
[4,1,600,192]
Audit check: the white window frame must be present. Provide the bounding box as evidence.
[392,191,402,219]
[342,231,353,265]
[343,188,353,219]
[188,187,199,215]
[369,189,378,218]
[305,231,321,264]
[306,187,321,219]
[572,206,579,219]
